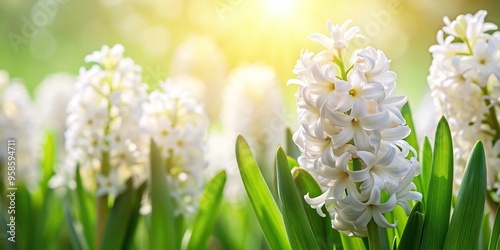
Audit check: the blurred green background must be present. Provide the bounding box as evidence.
[1,0,499,112]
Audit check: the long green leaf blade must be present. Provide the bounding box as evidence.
[187,171,227,250]
[64,204,87,250]
[421,117,454,250]
[150,140,177,250]
[402,102,419,156]
[444,141,486,249]
[75,164,95,248]
[276,148,318,250]
[101,180,146,250]
[235,135,291,250]
[399,202,424,250]
[419,136,433,198]
[292,168,341,250]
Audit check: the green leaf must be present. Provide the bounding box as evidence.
[480,212,491,250]
[276,148,319,250]
[286,127,301,160]
[64,204,88,250]
[421,117,454,250]
[101,180,147,250]
[399,202,424,250]
[418,136,433,199]
[287,156,298,170]
[149,140,177,250]
[235,135,291,250]
[75,164,95,248]
[402,102,419,157]
[41,131,57,194]
[489,206,500,250]
[187,171,227,250]
[292,168,341,250]
[443,141,486,249]
[341,234,366,250]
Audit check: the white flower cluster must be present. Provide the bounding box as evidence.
[289,20,421,236]
[221,65,284,158]
[141,80,208,216]
[62,44,148,197]
[35,73,76,158]
[0,71,40,187]
[428,10,500,194]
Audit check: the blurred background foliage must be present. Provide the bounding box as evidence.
[1,0,499,124]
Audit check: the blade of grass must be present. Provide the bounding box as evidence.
[187,171,227,250]
[276,147,319,250]
[235,135,291,250]
[444,141,486,249]
[421,117,454,250]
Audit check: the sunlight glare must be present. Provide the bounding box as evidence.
[266,0,295,15]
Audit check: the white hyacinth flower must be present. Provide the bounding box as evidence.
[290,20,421,236]
[221,64,285,163]
[141,79,208,216]
[428,10,500,195]
[35,73,77,158]
[0,71,40,188]
[55,44,147,197]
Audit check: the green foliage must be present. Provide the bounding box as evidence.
[276,147,318,250]
[149,140,177,250]
[292,168,340,250]
[286,127,301,160]
[489,206,500,250]
[235,135,291,250]
[101,180,147,250]
[444,141,486,250]
[187,171,227,250]
[399,203,423,250]
[420,117,454,250]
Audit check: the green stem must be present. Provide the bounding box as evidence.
[96,151,111,250]
[482,88,500,142]
[333,54,347,81]
[368,219,381,250]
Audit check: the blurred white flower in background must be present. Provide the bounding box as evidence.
[141,79,208,216]
[170,35,227,120]
[221,64,284,159]
[0,71,40,188]
[51,44,148,196]
[35,73,76,157]
[428,10,500,195]
[290,20,421,236]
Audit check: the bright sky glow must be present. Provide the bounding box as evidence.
[266,0,295,15]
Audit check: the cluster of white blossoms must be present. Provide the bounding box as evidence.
[428,10,500,194]
[141,80,208,216]
[0,71,40,187]
[35,73,76,158]
[221,65,284,158]
[289,20,422,236]
[61,44,148,197]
